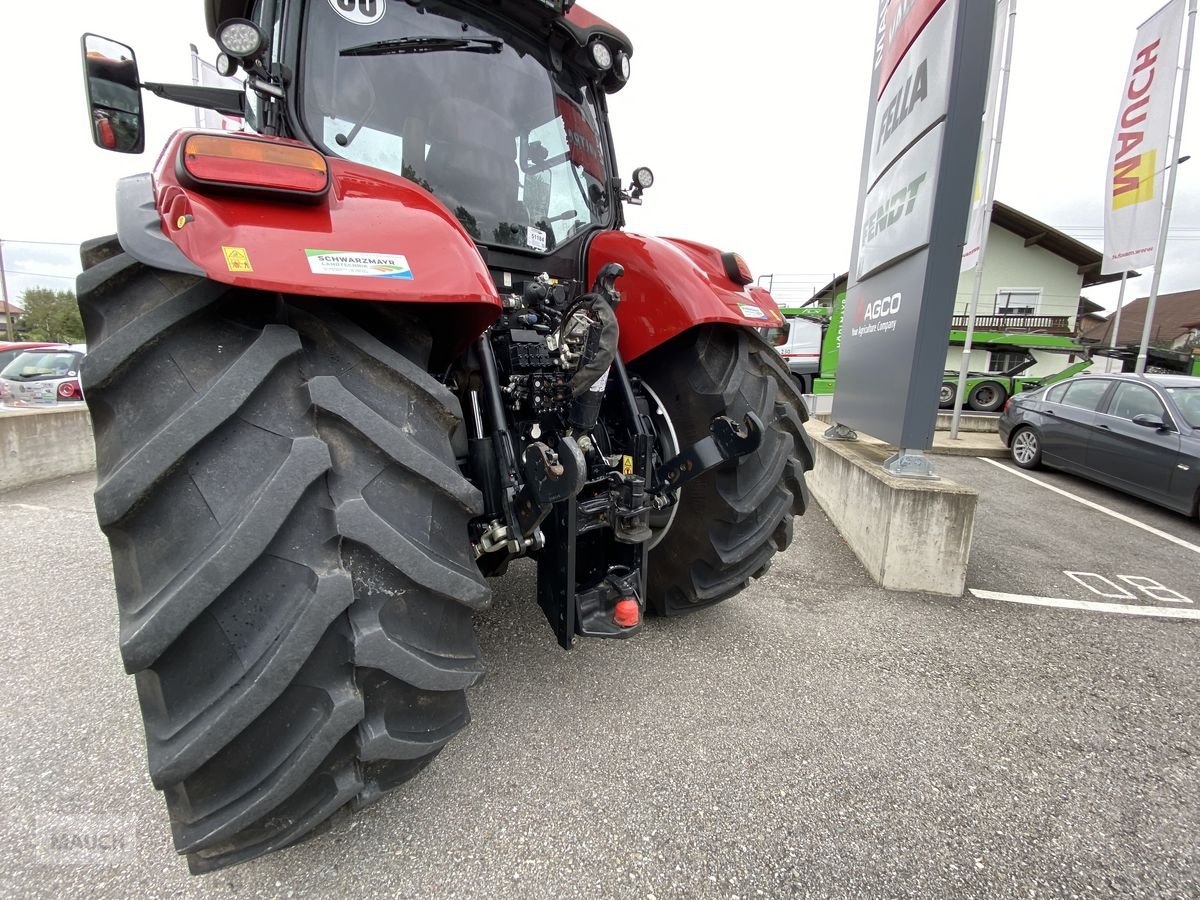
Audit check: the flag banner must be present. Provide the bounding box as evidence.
[191,47,246,132]
[961,0,1009,273]
[1103,0,1185,274]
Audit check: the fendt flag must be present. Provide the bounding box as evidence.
[1103,0,1186,274]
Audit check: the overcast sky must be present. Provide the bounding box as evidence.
[1,0,1197,315]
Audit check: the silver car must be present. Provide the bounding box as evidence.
[0,348,87,407]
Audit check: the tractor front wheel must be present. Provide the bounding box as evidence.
[635,326,814,615]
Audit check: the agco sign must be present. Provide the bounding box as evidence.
[859,292,903,322]
[832,0,996,452]
[852,292,904,338]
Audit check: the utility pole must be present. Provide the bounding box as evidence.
[0,240,15,343]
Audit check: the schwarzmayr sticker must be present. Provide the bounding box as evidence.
[305,250,413,280]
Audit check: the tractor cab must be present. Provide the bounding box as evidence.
[204,0,642,282]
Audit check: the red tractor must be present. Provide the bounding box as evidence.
[78,0,813,872]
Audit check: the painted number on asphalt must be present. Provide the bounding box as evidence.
[1064,571,1192,605]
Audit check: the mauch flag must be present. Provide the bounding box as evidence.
[1103,0,1186,274]
[190,44,245,132]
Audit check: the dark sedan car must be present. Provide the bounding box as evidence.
[998,374,1200,519]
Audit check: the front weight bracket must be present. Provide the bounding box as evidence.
[653,411,764,495]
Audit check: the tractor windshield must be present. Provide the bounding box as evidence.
[301,1,611,254]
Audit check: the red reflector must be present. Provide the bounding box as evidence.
[97,117,117,150]
[614,598,640,628]
[182,135,329,194]
[58,380,80,399]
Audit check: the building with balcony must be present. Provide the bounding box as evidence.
[800,202,1129,378]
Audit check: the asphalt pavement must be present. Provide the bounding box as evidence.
[0,464,1197,899]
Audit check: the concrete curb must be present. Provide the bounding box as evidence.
[0,406,96,493]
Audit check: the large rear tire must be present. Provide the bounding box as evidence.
[77,239,489,872]
[634,326,814,615]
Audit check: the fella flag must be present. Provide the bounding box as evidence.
[1103,0,1186,274]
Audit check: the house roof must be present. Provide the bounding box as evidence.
[1082,289,1200,345]
[804,202,1130,305]
[1,300,23,315]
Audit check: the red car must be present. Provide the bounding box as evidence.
[0,346,85,406]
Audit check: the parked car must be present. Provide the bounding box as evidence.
[998,374,1200,518]
[0,348,87,406]
[0,341,68,371]
[766,317,824,393]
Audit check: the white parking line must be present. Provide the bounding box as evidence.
[978,458,1200,556]
[970,589,1200,620]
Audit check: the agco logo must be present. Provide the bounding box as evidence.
[856,292,903,324]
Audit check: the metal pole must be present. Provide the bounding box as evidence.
[0,240,14,343]
[190,44,203,130]
[951,0,1017,439]
[1108,270,1129,372]
[1136,0,1196,375]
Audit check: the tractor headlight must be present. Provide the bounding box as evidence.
[217,19,265,60]
[615,52,631,82]
[590,40,613,71]
[633,167,654,190]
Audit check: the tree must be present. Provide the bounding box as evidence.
[17,287,84,343]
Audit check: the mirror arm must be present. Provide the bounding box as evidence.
[247,76,285,100]
[142,82,245,117]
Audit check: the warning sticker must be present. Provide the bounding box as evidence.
[327,0,386,26]
[621,455,634,476]
[738,303,769,321]
[305,250,413,280]
[222,246,253,273]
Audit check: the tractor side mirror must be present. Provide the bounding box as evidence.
[81,34,145,154]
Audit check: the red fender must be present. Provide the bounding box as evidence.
[148,130,502,343]
[587,231,785,362]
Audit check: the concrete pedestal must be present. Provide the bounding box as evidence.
[804,420,977,596]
